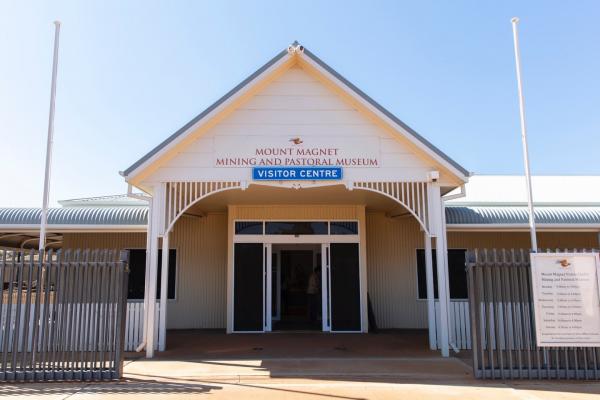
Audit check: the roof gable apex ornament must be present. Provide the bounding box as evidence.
[287,42,304,55]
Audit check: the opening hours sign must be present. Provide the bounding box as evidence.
[531,253,600,347]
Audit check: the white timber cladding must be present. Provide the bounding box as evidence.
[141,66,445,185]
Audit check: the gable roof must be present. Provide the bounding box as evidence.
[122,42,470,180]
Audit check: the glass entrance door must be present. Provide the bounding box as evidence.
[232,220,361,334]
[271,245,322,331]
[233,243,271,332]
[322,243,361,332]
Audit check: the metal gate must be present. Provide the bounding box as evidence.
[0,249,129,382]
[467,248,600,379]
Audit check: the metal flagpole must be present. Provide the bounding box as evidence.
[511,17,538,252]
[39,21,61,251]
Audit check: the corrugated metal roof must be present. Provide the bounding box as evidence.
[1,205,599,228]
[0,207,148,226]
[446,206,600,225]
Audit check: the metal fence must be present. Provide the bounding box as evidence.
[467,248,600,380]
[0,249,129,382]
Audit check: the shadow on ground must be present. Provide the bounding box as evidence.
[0,380,222,398]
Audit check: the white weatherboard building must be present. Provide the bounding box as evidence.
[1,43,599,359]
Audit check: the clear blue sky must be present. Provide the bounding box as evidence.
[1,0,599,206]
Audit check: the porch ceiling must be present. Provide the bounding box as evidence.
[0,233,63,250]
[186,183,409,215]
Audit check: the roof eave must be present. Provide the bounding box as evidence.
[300,48,470,180]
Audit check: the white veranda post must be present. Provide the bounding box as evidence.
[145,183,166,358]
[159,233,170,351]
[440,197,454,350]
[428,183,450,357]
[140,198,153,353]
[424,231,436,350]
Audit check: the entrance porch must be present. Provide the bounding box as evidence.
[136,180,454,358]
[145,329,437,359]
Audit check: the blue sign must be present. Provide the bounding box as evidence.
[252,167,343,181]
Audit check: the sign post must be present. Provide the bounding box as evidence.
[511,17,538,252]
[39,21,61,251]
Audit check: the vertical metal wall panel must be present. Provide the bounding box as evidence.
[0,249,129,382]
[62,213,229,329]
[60,217,600,334]
[169,213,228,329]
[366,211,426,329]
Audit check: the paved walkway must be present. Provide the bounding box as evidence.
[124,355,473,381]
[2,370,600,399]
[1,331,600,399]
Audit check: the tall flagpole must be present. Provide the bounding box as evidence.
[511,17,538,252]
[39,21,61,251]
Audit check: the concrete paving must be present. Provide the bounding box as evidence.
[147,329,442,360]
[124,356,473,381]
[2,375,600,399]
[1,331,600,399]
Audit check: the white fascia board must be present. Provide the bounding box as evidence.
[447,202,600,207]
[299,53,469,182]
[0,225,147,233]
[124,53,293,182]
[448,224,600,232]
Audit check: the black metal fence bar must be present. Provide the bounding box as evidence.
[0,249,129,382]
[467,248,600,380]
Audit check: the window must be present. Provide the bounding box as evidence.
[234,220,360,236]
[265,221,328,235]
[127,249,177,300]
[329,221,358,235]
[235,221,263,234]
[416,249,467,300]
